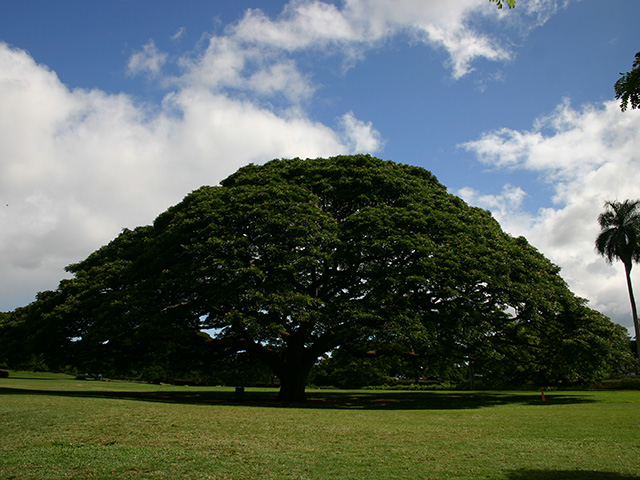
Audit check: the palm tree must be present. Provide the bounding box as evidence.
[595,199,640,357]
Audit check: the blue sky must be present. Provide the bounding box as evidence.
[1,0,640,333]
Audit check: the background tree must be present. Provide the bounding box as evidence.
[615,51,640,112]
[476,295,635,386]
[596,199,640,356]
[6,155,631,401]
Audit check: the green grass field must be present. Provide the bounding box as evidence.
[1,372,639,479]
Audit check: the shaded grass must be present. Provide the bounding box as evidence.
[1,372,639,479]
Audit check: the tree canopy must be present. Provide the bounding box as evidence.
[615,52,640,112]
[3,156,633,400]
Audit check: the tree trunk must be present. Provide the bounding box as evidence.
[624,262,640,358]
[246,327,338,404]
[277,364,311,403]
[274,332,318,403]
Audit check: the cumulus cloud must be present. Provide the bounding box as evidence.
[175,0,556,99]
[127,40,168,77]
[462,100,640,332]
[0,0,568,312]
[339,111,384,153]
[0,42,371,310]
[458,184,527,219]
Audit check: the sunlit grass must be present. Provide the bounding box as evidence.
[1,372,639,479]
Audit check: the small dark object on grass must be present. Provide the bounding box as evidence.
[75,373,104,381]
[0,370,9,378]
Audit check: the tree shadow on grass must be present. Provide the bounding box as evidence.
[304,390,596,410]
[0,385,597,410]
[507,470,640,480]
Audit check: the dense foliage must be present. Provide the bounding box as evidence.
[2,156,634,400]
[615,51,640,112]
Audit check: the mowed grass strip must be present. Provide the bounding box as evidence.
[1,373,639,480]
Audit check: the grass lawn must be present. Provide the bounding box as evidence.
[1,372,639,479]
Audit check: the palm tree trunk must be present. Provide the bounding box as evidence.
[624,262,640,358]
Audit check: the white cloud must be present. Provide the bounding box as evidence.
[465,99,638,181]
[0,42,366,310]
[174,0,553,101]
[127,40,167,77]
[463,100,640,333]
[233,2,359,49]
[519,0,571,29]
[458,184,527,219]
[171,27,187,41]
[339,111,383,153]
[422,23,511,79]
[0,0,570,313]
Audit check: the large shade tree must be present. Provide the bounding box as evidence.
[4,156,632,401]
[596,199,640,356]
